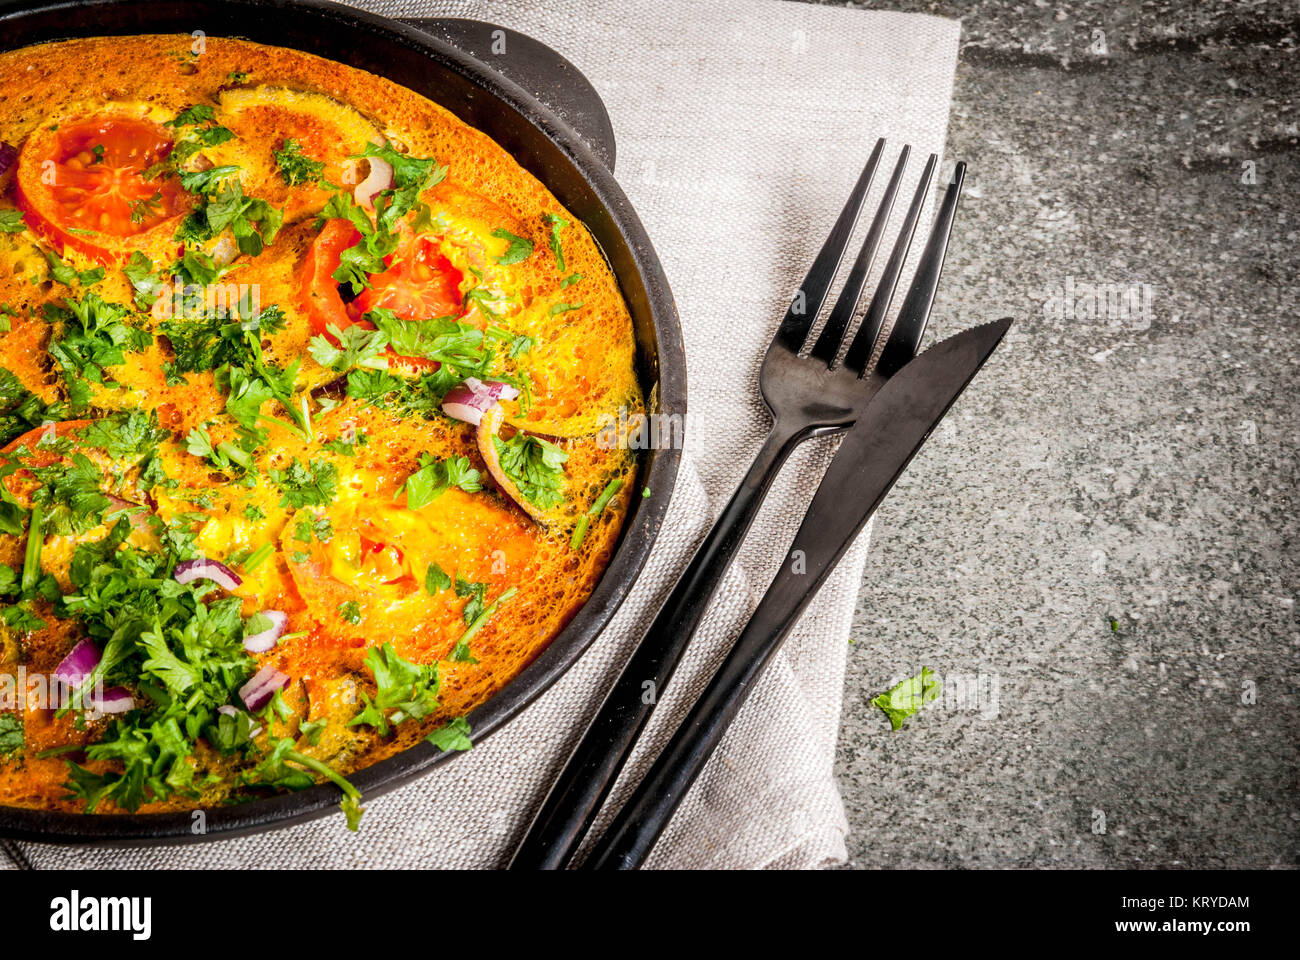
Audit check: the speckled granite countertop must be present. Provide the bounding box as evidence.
[807,0,1298,868]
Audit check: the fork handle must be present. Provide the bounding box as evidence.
[580,519,834,870]
[508,418,808,869]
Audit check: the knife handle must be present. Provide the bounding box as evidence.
[508,418,808,869]
[580,496,861,870]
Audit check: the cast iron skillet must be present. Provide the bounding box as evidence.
[0,0,685,845]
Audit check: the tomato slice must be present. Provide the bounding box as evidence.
[351,234,462,321]
[298,219,359,335]
[14,115,189,264]
[299,220,465,372]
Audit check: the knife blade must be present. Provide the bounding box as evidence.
[581,317,1012,869]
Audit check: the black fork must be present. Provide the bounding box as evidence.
[509,139,965,869]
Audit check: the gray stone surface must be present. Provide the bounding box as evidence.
[805,0,1299,868]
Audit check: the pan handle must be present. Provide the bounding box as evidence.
[400,17,618,171]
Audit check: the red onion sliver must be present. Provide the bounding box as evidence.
[464,378,519,402]
[52,639,102,688]
[240,665,290,711]
[243,610,288,654]
[174,557,242,590]
[442,378,519,426]
[88,687,134,714]
[441,399,492,426]
[354,155,394,208]
[0,140,15,180]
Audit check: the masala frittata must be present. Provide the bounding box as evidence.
[0,35,642,827]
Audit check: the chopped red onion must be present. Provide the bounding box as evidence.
[174,557,242,590]
[354,155,394,208]
[52,639,101,688]
[87,687,134,714]
[0,140,15,180]
[441,379,519,426]
[243,610,288,653]
[240,665,290,711]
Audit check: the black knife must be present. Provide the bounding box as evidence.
[580,317,1012,869]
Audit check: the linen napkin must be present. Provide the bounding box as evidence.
[5,0,960,870]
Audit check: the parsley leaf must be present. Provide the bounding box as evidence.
[424,562,451,594]
[178,174,283,258]
[403,454,481,509]
[308,324,390,373]
[43,293,152,410]
[871,667,942,731]
[491,228,533,265]
[493,433,568,510]
[426,716,472,752]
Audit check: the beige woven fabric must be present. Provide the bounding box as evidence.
[9,0,959,869]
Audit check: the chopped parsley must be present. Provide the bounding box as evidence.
[337,600,362,625]
[128,190,164,225]
[493,433,568,510]
[28,453,113,535]
[0,712,22,758]
[871,667,942,731]
[424,562,451,594]
[543,212,569,271]
[308,323,390,373]
[570,478,622,550]
[43,293,152,412]
[43,250,105,288]
[320,144,447,294]
[403,454,481,509]
[123,251,167,309]
[0,365,64,447]
[176,166,283,258]
[449,586,515,664]
[0,210,27,234]
[160,104,236,171]
[491,228,533,265]
[273,138,326,187]
[322,429,368,456]
[348,642,441,737]
[454,575,488,626]
[426,716,472,752]
[76,410,168,461]
[269,458,338,509]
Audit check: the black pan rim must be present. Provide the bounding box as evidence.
[0,0,686,846]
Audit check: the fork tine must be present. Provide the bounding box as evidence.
[809,146,910,364]
[873,162,966,378]
[842,152,938,375]
[772,138,886,353]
